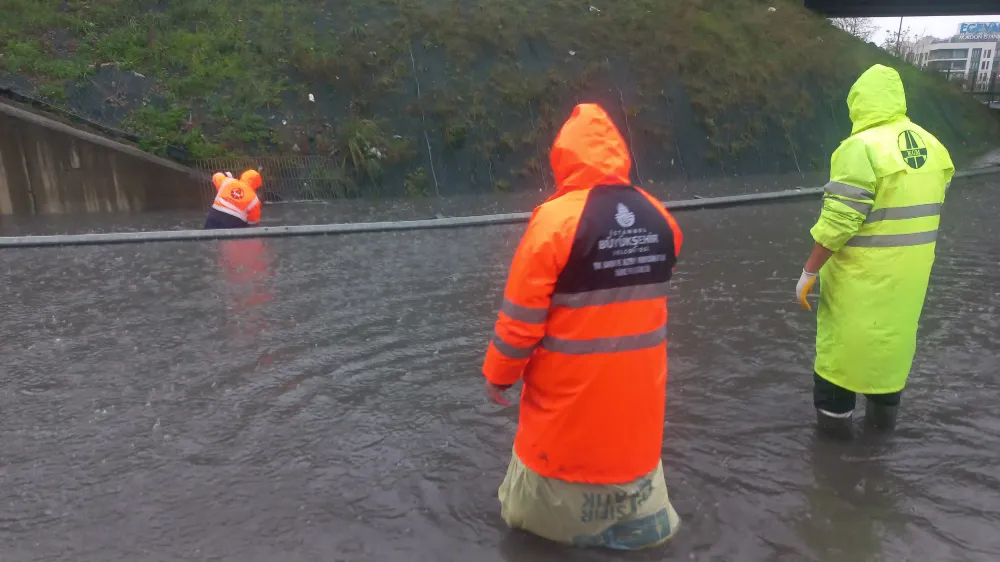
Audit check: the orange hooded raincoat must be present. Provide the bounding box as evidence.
[483,103,683,485]
[205,169,262,228]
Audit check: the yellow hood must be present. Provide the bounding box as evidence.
[847,64,909,135]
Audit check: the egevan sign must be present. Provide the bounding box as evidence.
[959,22,1000,40]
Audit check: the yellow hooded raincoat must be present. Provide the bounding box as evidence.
[810,64,954,394]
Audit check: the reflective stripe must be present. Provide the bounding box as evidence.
[542,324,667,355]
[865,203,941,224]
[824,195,872,215]
[551,283,669,308]
[825,181,873,201]
[214,197,243,213]
[213,190,258,223]
[491,331,537,360]
[818,408,853,419]
[212,199,248,222]
[500,299,548,324]
[845,230,938,248]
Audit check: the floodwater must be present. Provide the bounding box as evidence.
[1,175,999,562]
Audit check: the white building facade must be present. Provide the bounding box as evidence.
[913,22,1000,92]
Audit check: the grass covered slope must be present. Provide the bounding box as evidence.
[3,0,998,196]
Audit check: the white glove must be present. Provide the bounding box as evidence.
[796,270,818,311]
[225,171,233,178]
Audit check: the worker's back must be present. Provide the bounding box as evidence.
[484,104,683,484]
[513,184,681,484]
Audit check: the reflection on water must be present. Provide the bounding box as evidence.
[216,238,274,338]
[0,175,998,561]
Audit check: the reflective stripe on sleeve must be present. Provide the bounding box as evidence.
[551,283,669,309]
[541,324,667,355]
[845,230,938,248]
[824,181,874,201]
[500,299,549,324]
[491,331,537,359]
[824,196,872,216]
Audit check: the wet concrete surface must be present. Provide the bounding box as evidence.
[1,175,999,561]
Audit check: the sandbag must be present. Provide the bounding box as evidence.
[498,449,680,549]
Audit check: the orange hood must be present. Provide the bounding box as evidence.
[549,104,631,196]
[240,169,263,190]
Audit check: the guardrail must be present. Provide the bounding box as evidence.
[0,164,997,249]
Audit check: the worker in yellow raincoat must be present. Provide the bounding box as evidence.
[796,64,954,437]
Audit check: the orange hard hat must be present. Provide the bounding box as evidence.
[240,169,262,190]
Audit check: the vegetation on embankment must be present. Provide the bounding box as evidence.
[3,0,999,197]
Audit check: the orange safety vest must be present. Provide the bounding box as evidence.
[483,104,683,485]
[211,171,261,225]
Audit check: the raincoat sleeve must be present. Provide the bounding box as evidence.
[247,197,261,225]
[483,208,568,387]
[212,173,227,191]
[810,137,877,252]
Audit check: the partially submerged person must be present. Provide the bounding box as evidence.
[482,103,684,549]
[796,64,954,438]
[204,169,263,229]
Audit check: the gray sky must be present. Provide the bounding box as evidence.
[871,15,1000,43]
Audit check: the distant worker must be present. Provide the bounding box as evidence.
[204,169,263,229]
[796,64,954,437]
[483,103,684,549]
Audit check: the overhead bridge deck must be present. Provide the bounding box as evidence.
[806,0,1000,17]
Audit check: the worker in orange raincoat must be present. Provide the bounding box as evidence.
[483,103,684,549]
[204,169,263,229]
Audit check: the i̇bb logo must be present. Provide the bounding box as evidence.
[615,203,635,228]
[230,187,245,200]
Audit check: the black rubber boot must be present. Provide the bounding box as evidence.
[865,401,899,431]
[816,409,854,441]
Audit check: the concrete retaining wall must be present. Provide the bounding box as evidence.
[0,101,204,216]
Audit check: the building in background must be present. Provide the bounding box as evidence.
[913,22,1000,92]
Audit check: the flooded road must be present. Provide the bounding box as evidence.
[1,175,999,561]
